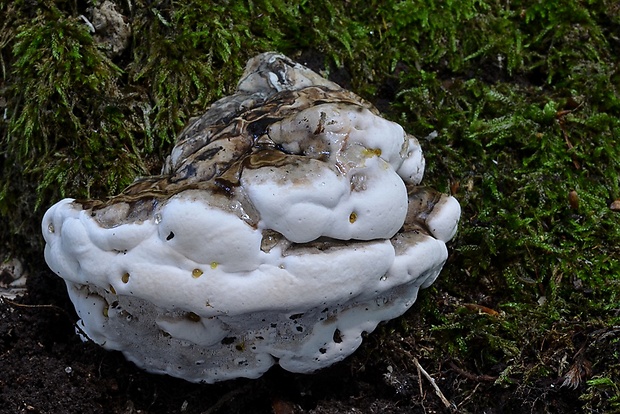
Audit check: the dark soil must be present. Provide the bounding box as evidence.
[0,259,586,414]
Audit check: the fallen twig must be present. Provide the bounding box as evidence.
[2,297,70,317]
[412,357,454,410]
[449,361,498,382]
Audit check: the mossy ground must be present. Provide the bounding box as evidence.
[1,1,619,413]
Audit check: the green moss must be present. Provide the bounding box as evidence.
[1,0,619,410]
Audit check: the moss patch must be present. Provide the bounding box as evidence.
[1,0,619,412]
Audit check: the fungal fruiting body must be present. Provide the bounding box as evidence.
[42,53,460,383]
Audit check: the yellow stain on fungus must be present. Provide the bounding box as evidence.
[103,305,109,317]
[121,272,130,283]
[210,261,218,269]
[362,148,382,158]
[349,212,357,223]
[192,268,203,278]
[109,285,116,294]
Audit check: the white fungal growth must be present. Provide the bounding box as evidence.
[42,52,461,383]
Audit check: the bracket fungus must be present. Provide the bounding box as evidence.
[42,52,460,383]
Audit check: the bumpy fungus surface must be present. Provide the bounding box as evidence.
[42,53,460,383]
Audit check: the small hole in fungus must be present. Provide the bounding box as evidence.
[319,348,327,354]
[333,329,343,343]
[166,231,175,240]
[221,337,236,345]
[121,273,130,283]
[186,312,201,322]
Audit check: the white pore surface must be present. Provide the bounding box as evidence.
[41,53,461,383]
[43,195,453,382]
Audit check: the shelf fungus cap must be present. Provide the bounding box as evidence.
[42,52,461,383]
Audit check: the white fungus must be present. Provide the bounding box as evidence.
[42,52,461,383]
